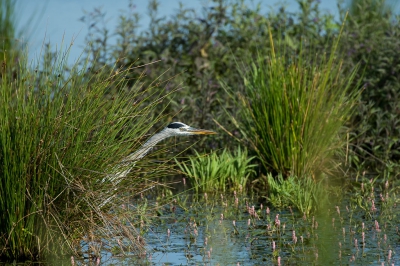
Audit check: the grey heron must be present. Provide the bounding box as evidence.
[107,122,216,184]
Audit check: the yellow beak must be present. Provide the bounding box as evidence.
[185,127,217,135]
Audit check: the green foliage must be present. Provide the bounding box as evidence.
[227,28,360,178]
[266,174,327,215]
[349,168,400,220]
[0,0,17,52]
[81,0,337,154]
[175,146,257,192]
[338,0,400,171]
[0,0,25,81]
[79,0,400,171]
[7,0,400,261]
[0,44,169,260]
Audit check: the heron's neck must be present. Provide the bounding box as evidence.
[123,130,171,162]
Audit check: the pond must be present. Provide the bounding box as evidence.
[72,178,399,266]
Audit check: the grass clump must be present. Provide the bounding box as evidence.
[0,44,170,260]
[265,174,327,215]
[228,27,361,179]
[175,146,257,192]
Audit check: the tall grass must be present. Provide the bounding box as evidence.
[228,27,361,178]
[0,42,173,260]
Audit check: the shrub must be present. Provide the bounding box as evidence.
[339,0,400,171]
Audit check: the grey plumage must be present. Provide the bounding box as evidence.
[106,122,216,184]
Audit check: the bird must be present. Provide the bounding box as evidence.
[106,122,216,184]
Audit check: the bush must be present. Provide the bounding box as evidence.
[339,0,400,171]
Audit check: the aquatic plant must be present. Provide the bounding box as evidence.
[0,40,173,260]
[265,173,327,215]
[175,146,257,192]
[140,185,400,265]
[223,25,361,179]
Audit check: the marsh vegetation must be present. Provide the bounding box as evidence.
[1,0,399,264]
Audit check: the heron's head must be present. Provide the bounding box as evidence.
[164,122,217,136]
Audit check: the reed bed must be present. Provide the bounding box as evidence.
[0,45,172,260]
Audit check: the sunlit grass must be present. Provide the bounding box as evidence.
[175,146,257,192]
[0,43,173,260]
[225,26,361,179]
[265,173,328,215]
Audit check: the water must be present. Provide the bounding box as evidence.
[74,185,400,265]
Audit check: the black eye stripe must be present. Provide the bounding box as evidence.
[167,122,186,129]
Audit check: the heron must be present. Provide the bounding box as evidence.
[106,122,216,184]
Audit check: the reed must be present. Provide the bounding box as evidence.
[0,42,171,260]
[231,26,360,178]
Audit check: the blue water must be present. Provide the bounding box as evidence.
[72,189,400,266]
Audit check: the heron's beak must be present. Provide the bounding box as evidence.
[186,127,217,135]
